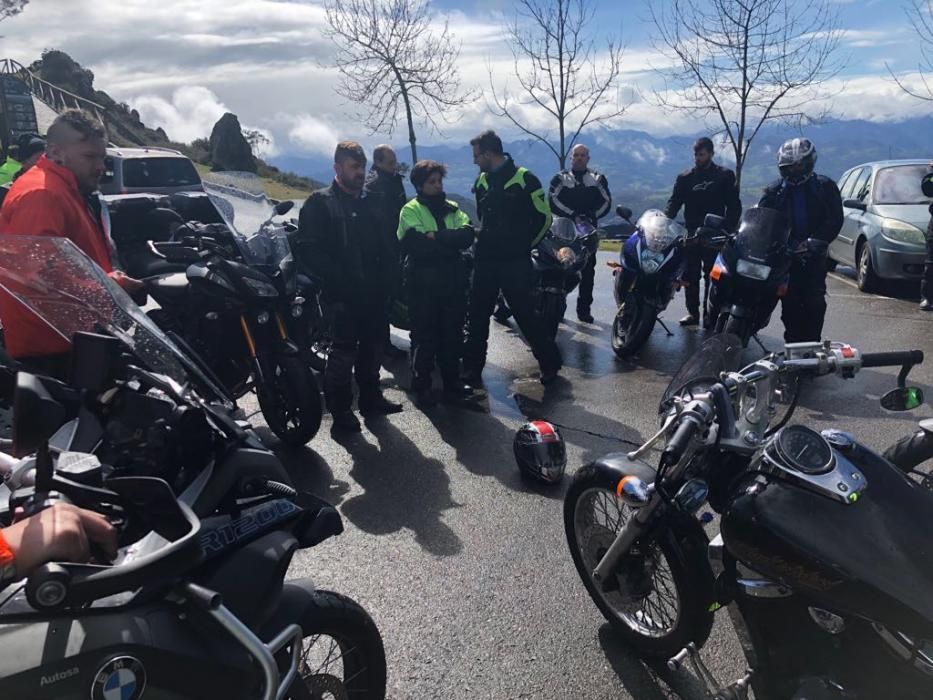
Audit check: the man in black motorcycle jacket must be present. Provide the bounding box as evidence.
[920,164,933,311]
[296,141,404,432]
[364,144,409,358]
[463,130,562,386]
[548,143,611,323]
[758,138,843,342]
[665,137,741,327]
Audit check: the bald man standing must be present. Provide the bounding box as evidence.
[548,144,611,323]
[365,144,408,358]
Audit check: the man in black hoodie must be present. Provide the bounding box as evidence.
[296,141,403,432]
[463,130,562,385]
[665,137,742,327]
[364,144,408,358]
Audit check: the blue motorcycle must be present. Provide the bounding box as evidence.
[609,207,688,358]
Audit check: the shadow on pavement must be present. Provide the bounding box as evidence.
[597,625,709,700]
[255,427,352,507]
[331,418,464,557]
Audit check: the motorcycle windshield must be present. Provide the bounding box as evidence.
[637,210,685,252]
[733,207,790,262]
[0,235,228,402]
[550,217,578,243]
[658,333,744,414]
[203,180,292,270]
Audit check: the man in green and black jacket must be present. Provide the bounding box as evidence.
[462,130,562,385]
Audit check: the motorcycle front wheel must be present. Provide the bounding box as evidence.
[563,465,714,658]
[256,353,323,446]
[282,589,387,700]
[610,297,656,359]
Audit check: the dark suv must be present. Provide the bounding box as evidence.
[100,147,204,196]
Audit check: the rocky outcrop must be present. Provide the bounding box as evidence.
[208,113,256,173]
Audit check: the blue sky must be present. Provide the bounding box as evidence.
[1,0,929,157]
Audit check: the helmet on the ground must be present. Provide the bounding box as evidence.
[777,138,817,184]
[514,420,566,484]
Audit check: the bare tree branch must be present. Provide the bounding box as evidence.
[648,0,846,188]
[488,0,627,170]
[889,0,933,101]
[323,0,476,162]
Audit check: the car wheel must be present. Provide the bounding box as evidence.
[857,241,882,295]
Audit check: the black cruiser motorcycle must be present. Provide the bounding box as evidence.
[564,336,931,699]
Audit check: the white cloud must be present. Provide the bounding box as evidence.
[288,115,341,156]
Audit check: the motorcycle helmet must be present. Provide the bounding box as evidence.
[777,138,817,184]
[514,420,566,484]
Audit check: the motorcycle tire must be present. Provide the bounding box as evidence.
[610,299,656,359]
[723,315,751,347]
[564,465,715,658]
[257,353,323,446]
[883,428,933,487]
[283,589,387,700]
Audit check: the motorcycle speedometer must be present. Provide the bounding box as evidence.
[772,425,835,475]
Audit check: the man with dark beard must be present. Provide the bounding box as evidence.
[365,144,408,358]
[296,141,403,432]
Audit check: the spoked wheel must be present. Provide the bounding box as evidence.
[564,466,713,658]
[290,591,387,700]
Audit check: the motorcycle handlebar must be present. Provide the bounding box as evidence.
[663,414,703,463]
[860,350,924,368]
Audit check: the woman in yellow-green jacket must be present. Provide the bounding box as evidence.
[397,160,476,404]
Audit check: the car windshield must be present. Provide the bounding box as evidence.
[872,165,933,205]
[0,235,228,404]
[203,180,293,269]
[122,157,201,188]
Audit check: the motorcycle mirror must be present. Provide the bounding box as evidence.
[616,205,633,221]
[273,200,295,217]
[70,332,121,392]
[703,213,725,229]
[12,373,66,469]
[881,387,924,412]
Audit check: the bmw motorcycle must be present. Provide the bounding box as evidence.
[0,371,387,699]
[609,207,688,359]
[532,217,600,340]
[564,337,933,699]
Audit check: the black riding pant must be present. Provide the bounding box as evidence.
[922,237,933,303]
[464,257,562,374]
[324,303,385,413]
[780,258,829,343]
[409,266,467,389]
[683,246,718,317]
[576,252,597,313]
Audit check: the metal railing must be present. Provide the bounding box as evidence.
[0,58,106,124]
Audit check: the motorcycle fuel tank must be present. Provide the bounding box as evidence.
[721,437,933,639]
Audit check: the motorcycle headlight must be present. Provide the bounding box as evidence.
[639,248,665,274]
[736,259,771,280]
[557,247,577,268]
[242,277,279,298]
[879,218,925,245]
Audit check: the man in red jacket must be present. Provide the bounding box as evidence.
[0,109,142,362]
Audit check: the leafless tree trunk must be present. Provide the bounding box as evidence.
[490,0,626,171]
[890,0,933,101]
[649,0,845,188]
[323,0,474,163]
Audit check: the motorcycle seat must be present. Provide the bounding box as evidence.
[145,272,190,301]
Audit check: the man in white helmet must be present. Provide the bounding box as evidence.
[758,137,843,342]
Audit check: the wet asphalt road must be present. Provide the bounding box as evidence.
[255,253,932,699]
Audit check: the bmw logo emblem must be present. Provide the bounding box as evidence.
[92,656,146,700]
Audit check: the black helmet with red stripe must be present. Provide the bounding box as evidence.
[514,420,567,484]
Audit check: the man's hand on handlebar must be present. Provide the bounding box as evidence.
[1,503,117,579]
